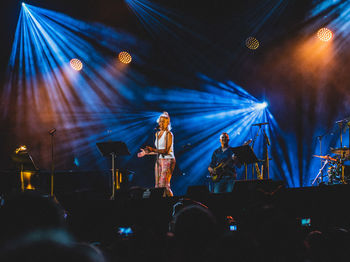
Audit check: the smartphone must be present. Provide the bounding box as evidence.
[229,225,237,231]
[118,227,133,237]
[301,218,311,227]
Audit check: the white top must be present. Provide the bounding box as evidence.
[155,131,175,159]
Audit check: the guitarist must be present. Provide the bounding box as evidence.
[208,132,240,193]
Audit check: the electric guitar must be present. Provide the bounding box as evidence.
[210,139,252,182]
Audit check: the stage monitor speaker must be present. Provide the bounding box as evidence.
[186,185,209,200]
[142,187,166,199]
[233,179,285,194]
[126,187,166,199]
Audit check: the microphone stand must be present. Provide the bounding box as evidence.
[251,126,261,180]
[348,122,350,149]
[49,128,56,197]
[335,117,350,149]
[316,128,333,182]
[339,121,344,149]
[154,128,160,189]
[251,123,271,180]
[336,119,348,184]
[317,135,324,183]
[262,128,271,179]
[312,159,328,186]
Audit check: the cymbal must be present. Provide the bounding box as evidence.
[313,155,338,162]
[330,147,350,158]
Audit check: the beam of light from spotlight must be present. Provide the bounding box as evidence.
[242,1,288,44]
[2,3,295,193]
[255,101,268,109]
[124,0,229,75]
[308,1,350,50]
[3,3,142,119]
[125,0,184,36]
[34,71,292,193]
[64,75,295,193]
[310,1,350,36]
[136,75,293,193]
[1,3,145,169]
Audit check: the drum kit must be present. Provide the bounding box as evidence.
[312,118,350,185]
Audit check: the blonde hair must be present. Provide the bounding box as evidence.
[157,111,172,131]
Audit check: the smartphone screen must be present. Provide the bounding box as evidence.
[229,225,237,231]
[118,227,133,237]
[301,218,311,227]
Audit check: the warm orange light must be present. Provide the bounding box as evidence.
[317,28,333,42]
[70,58,83,71]
[293,35,334,78]
[245,37,259,50]
[15,145,27,154]
[118,51,132,64]
[23,171,35,190]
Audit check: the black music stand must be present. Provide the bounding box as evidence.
[12,151,38,192]
[231,145,259,180]
[96,141,130,200]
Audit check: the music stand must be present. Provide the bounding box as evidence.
[96,141,130,200]
[231,145,259,180]
[12,151,37,192]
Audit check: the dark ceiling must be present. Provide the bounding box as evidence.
[0,0,312,87]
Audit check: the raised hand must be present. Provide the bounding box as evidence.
[137,148,146,158]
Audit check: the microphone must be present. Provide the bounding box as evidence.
[48,128,56,135]
[252,122,269,126]
[154,125,160,130]
[335,117,350,124]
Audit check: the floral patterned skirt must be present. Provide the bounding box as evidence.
[155,158,176,197]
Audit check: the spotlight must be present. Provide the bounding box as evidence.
[22,2,25,7]
[317,28,333,42]
[70,58,83,71]
[15,145,27,154]
[245,37,259,50]
[118,51,132,64]
[256,101,268,109]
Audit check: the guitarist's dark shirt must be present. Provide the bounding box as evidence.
[209,147,238,177]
